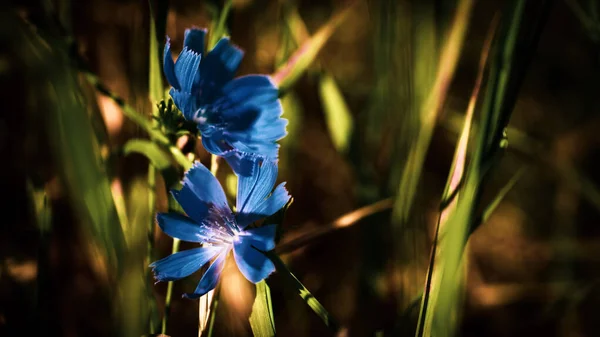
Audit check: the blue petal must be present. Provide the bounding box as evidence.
[163,37,180,90]
[149,246,221,282]
[236,158,285,228]
[157,212,223,243]
[215,75,287,158]
[200,37,244,90]
[174,46,202,93]
[221,150,262,177]
[171,162,235,233]
[233,225,277,283]
[184,249,228,299]
[201,131,229,156]
[169,88,199,120]
[180,161,229,211]
[236,182,290,228]
[183,28,206,55]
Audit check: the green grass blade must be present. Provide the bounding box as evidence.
[417,1,556,335]
[208,0,233,49]
[22,25,129,273]
[148,0,164,105]
[479,167,527,225]
[415,10,498,337]
[391,0,474,228]
[272,3,354,93]
[318,72,354,153]
[249,280,276,337]
[262,250,339,332]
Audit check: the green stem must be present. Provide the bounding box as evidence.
[205,284,222,337]
[161,238,181,335]
[147,165,158,334]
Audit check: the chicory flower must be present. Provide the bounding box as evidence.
[149,155,290,298]
[164,28,287,164]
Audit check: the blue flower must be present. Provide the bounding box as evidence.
[163,28,288,163]
[149,155,291,298]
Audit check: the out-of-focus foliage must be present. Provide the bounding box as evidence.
[4,0,600,336]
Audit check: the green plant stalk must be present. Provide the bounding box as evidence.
[161,238,181,335]
[205,284,222,337]
[147,166,158,334]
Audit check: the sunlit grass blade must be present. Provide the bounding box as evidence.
[418,1,555,335]
[415,14,496,337]
[208,0,233,49]
[261,250,339,332]
[272,3,355,93]
[19,19,129,273]
[276,198,393,255]
[249,280,276,337]
[392,0,474,228]
[318,72,353,153]
[148,0,164,105]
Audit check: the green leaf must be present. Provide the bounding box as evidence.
[249,280,276,337]
[272,4,354,93]
[318,73,353,153]
[123,139,180,189]
[18,17,127,271]
[124,139,172,170]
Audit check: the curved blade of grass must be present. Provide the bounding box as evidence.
[19,18,128,272]
[276,198,393,254]
[272,3,355,93]
[249,280,276,337]
[391,0,474,228]
[415,13,497,337]
[418,0,557,335]
[208,0,233,49]
[318,72,353,153]
[260,250,339,332]
[125,139,172,170]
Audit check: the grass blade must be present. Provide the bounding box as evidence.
[415,13,496,337]
[249,280,276,337]
[391,0,474,229]
[318,72,354,153]
[272,3,355,93]
[208,0,233,49]
[262,250,339,332]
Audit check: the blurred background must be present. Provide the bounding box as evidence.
[1,0,600,336]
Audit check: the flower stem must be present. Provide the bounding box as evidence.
[161,238,181,335]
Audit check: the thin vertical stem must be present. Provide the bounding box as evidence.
[161,238,181,335]
[147,165,158,334]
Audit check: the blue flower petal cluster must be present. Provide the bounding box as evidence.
[150,157,290,298]
[164,28,287,164]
